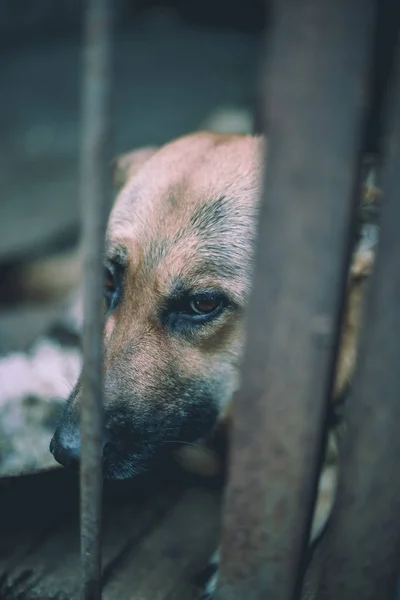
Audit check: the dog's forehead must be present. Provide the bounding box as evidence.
[109,133,263,239]
[106,134,263,293]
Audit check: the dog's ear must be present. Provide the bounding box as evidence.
[112,146,158,190]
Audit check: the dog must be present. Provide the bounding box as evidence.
[50,131,378,598]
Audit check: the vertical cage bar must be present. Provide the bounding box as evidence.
[79,0,112,599]
[317,47,400,600]
[215,1,374,600]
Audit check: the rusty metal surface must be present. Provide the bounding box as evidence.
[317,48,400,600]
[79,0,112,599]
[215,1,375,600]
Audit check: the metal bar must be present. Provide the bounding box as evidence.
[215,1,374,599]
[317,46,400,600]
[79,1,112,599]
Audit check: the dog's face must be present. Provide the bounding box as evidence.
[50,132,264,478]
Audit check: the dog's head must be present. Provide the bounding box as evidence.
[50,132,264,478]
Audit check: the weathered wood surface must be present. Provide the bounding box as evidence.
[0,466,221,600]
[216,0,374,598]
[317,45,400,600]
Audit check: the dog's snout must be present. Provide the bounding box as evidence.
[50,427,81,470]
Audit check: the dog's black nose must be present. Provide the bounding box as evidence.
[50,428,80,469]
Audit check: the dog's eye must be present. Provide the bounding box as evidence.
[163,291,228,332]
[105,267,115,293]
[104,267,119,310]
[189,296,222,316]
[179,292,227,321]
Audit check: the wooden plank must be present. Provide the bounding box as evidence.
[0,468,221,600]
[0,489,182,599]
[317,47,400,600]
[216,0,375,599]
[103,487,220,600]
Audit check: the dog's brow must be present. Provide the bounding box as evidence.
[106,244,128,267]
[167,260,240,296]
[194,257,243,280]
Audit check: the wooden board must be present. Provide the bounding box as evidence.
[0,467,222,600]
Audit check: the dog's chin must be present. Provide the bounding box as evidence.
[102,441,171,480]
[102,449,156,480]
[103,458,148,480]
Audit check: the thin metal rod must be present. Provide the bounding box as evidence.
[79,0,112,599]
[317,46,400,600]
[215,1,374,599]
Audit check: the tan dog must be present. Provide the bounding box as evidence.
[50,131,377,598]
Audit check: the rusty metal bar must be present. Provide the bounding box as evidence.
[215,1,374,600]
[317,47,400,600]
[79,0,112,599]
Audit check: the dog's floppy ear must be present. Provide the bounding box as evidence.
[112,146,158,190]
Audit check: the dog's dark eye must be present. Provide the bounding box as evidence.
[180,292,226,321]
[162,290,229,333]
[104,267,119,311]
[189,296,222,316]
